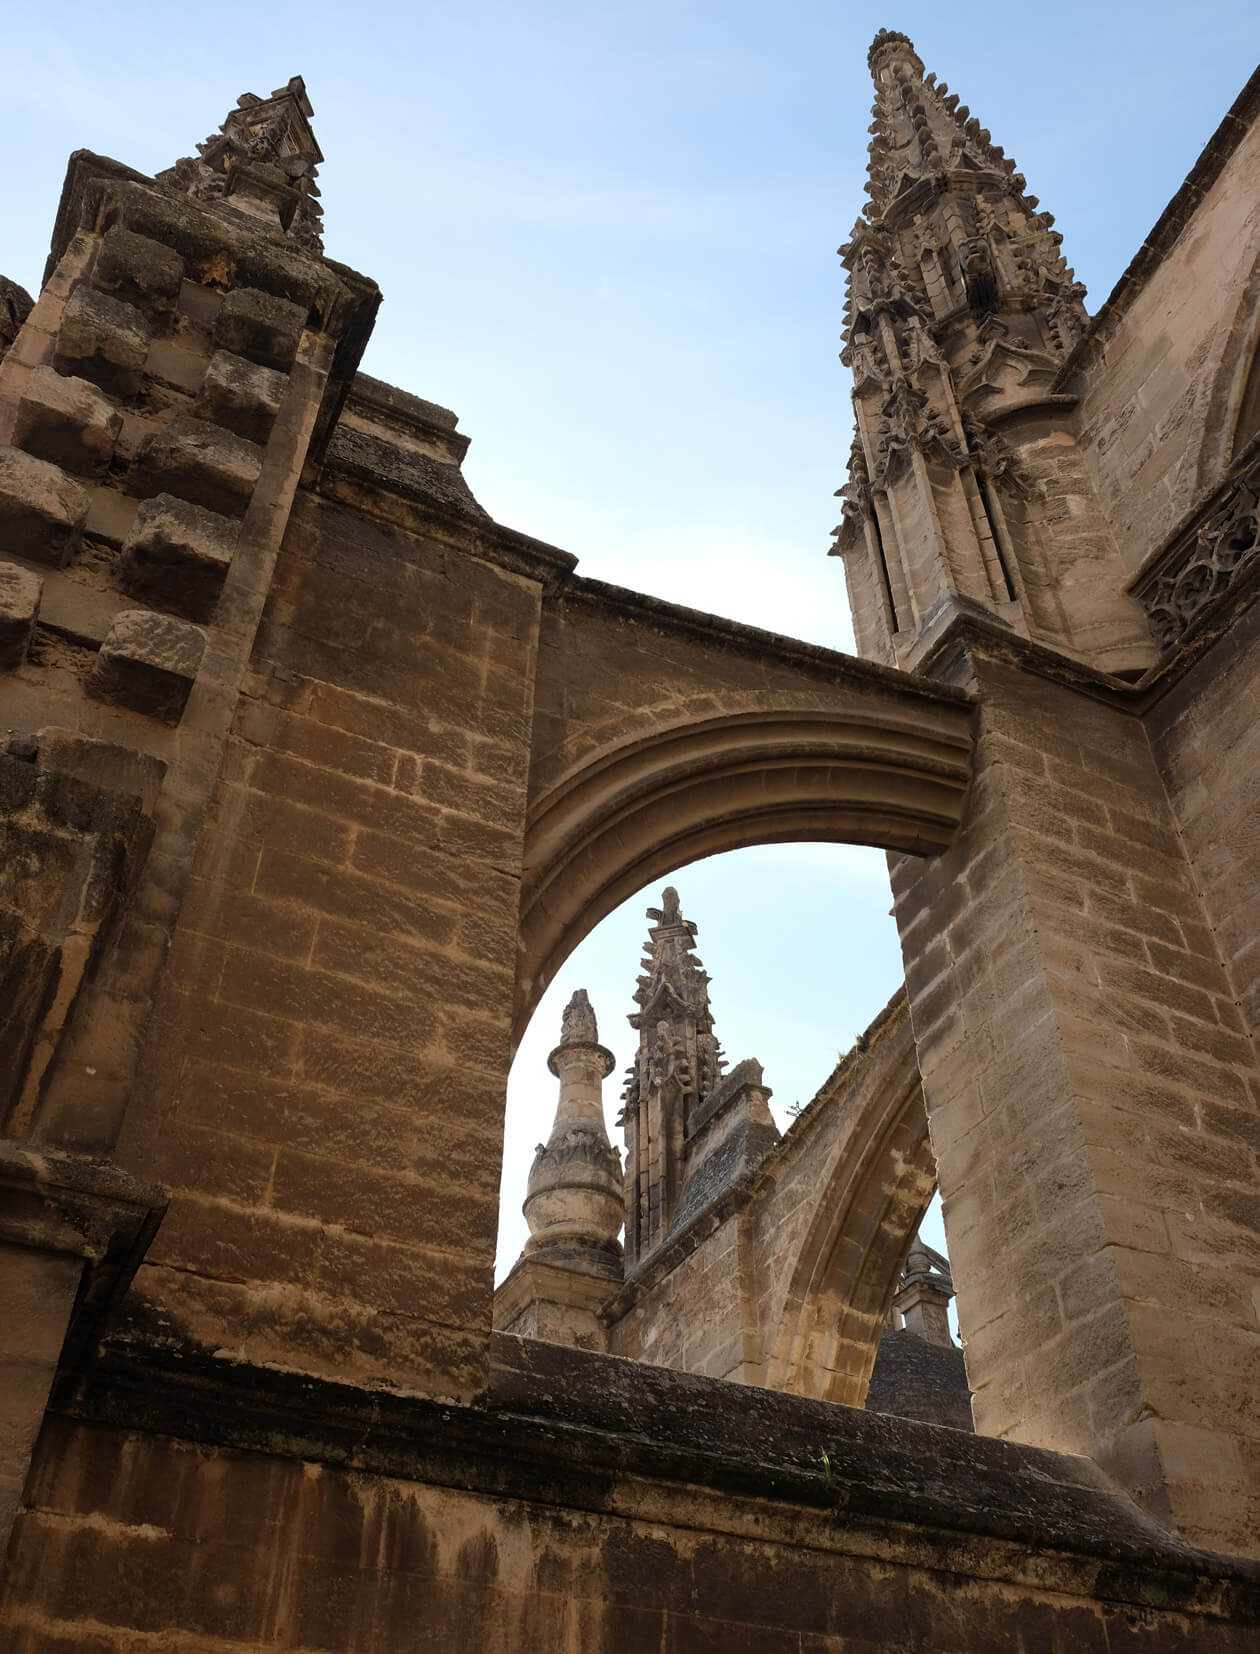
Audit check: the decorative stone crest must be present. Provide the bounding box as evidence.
[157,76,324,252]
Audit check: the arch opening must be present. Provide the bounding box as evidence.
[496,842,966,1429]
[514,705,974,1044]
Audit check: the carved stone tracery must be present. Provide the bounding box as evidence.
[1133,448,1260,648]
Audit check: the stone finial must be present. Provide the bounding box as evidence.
[626,886,723,1095]
[524,990,623,1278]
[867,28,923,76]
[894,1237,956,1348]
[558,986,599,1049]
[157,76,325,252]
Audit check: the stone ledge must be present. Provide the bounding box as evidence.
[0,561,42,668]
[0,1142,167,1367]
[0,444,91,567]
[49,1330,1260,1617]
[13,365,122,479]
[86,608,205,723]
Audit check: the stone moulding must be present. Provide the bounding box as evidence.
[1130,434,1260,650]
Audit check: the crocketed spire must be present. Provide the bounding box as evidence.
[620,887,730,1267]
[844,30,1084,344]
[830,30,1126,675]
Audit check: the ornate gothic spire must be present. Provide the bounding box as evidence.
[620,887,727,1267]
[520,989,624,1280]
[848,31,1085,343]
[157,77,325,252]
[831,32,1149,680]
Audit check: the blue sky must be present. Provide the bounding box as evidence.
[3,2,1255,1281]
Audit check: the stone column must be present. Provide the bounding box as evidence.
[893,1241,955,1348]
[894,628,1260,1558]
[493,991,623,1350]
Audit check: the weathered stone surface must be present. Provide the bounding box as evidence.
[0,274,34,361]
[102,179,330,309]
[129,415,262,517]
[0,444,91,568]
[53,284,151,398]
[87,608,204,723]
[212,286,305,372]
[91,226,184,319]
[0,560,41,668]
[120,493,237,622]
[12,364,123,479]
[866,1327,973,1432]
[194,349,286,445]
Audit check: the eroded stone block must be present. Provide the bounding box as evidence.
[212,287,305,372]
[120,493,237,622]
[195,350,286,445]
[0,446,91,568]
[87,609,204,723]
[13,366,123,479]
[0,561,42,668]
[53,286,151,398]
[92,227,184,320]
[129,416,262,517]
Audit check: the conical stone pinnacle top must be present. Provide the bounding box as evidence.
[838,29,1088,362]
[859,28,1028,221]
[547,986,615,1077]
[560,987,598,1047]
[867,27,922,75]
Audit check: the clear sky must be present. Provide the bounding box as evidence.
[2,1,1255,1282]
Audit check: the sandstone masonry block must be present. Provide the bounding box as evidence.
[13,365,123,479]
[92,226,184,319]
[53,285,151,398]
[0,445,91,568]
[194,350,286,445]
[87,608,204,723]
[0,561,41,668]
[120,493,237,622]
[129,415,262,517]
[212,287,305,372]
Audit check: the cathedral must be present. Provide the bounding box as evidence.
[1,27,1260,1651]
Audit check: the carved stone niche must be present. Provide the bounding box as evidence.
[0,731,163,1135]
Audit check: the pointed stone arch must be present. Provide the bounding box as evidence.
[758,994,940,1407]
[515,584,975,1042]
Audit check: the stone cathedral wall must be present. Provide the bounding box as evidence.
[1071,71,1260,572]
